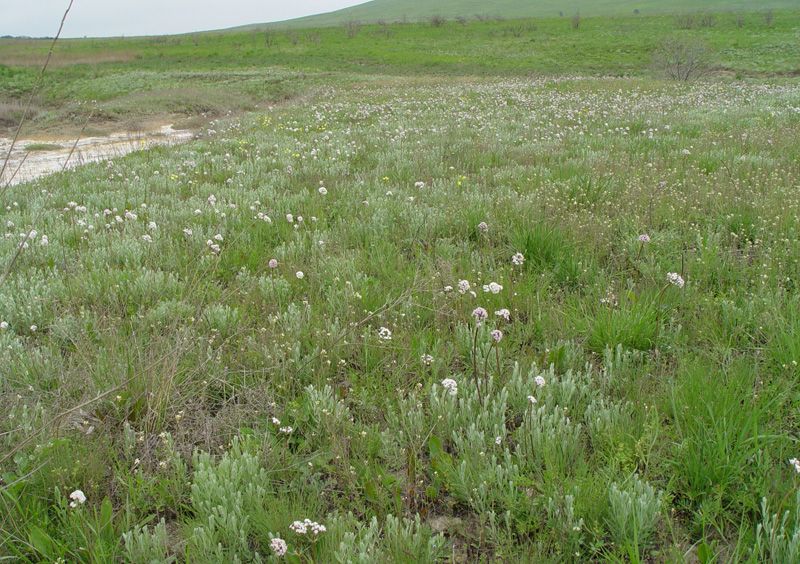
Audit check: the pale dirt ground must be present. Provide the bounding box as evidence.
[0,125,195,186]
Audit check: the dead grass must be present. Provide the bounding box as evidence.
[0,49,140,67]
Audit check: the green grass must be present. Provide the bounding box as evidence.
[2,73,800,563]
[239,0,795,29]
[2,8,800,564]
[1,10,799,137]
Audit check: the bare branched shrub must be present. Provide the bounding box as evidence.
[474,14,488,23]
[698,12,716,28]
[429,14,446,27]
[342,20,361,39]
[674,13,695,29]
[735,13,744,28]
[652,37,715,82]
[287,30,298,45]
[571,11,582,29]
[455,16,470,27]
[765,9,773,25]
[264,29,274,47]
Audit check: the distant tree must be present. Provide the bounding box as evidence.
[674,12,696,29]
[633,9,640,15]
[455,16,470,27]
[734,13,744,28]
[698,12,716,27]
[652,37,715,81]
[429,14,446,27]
[571,10,582,29]
[264,29,275,47]
[342,20,361,39]
[764,9,773,25]
[287,30,298,45]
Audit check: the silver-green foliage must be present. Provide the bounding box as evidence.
[606,474,663,550]
[122,518,175,564]
[754,493,800,564]
[187,437,269,563]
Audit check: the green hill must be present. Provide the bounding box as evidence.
[233,0,792,30]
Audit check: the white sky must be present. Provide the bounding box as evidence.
[0,0,371,38]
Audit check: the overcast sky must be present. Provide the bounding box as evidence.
[0,0,370,38]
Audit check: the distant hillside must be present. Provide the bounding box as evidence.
[231,0,793,30]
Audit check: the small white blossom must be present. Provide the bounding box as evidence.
[667,272,685,288]
[441,378,458,396]
[378,327,392,340]
[534,376,546,387]
[512,253,525,265]
[270,538,288,556]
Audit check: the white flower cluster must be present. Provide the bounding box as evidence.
[495,308,510,321]
[289,519,326,535]
[270,538,288,556]
[534,375,546,387]
[667,272,685,288]
[512,252,525,265]
[790,457,800,473]
[69,489,86,508]
[483,282,503,294]
[420,354,434,366]
[378,327,392,340]
[441,378,458,396]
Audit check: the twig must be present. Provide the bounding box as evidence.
[0,0,75,187]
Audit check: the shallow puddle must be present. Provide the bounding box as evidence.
[0,125,195,186]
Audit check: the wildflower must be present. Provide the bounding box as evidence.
[471,307,488,326]
[213,234,223,241]
[147,222,157,230]
[40,235,48,246]
[378,327,392,340]
[683,149,691,155]
[0,322,7,329]
[667,272,685,288]
[414,181,425,188]
[289,521,307,534]
[141,234,153,243]
[483,282,503,294]
[194,209,202,216]
[527,395,537,404]
[441,378,458,396]
[272,417,281,425]
[420,354,434,365]
[318,187,327,195]
[457,280,470,294]
[443,285,453,292]
[269,259,278,268]
[280,426,294,434]
[638,234,650,243]
[183,228,192,235]
[69,489,86,507]
[286,214,294,223]
[124,211,137,220]
[477,221,488,233]
[512,252,525,265]
[491,329,503,343]
[207,194,217,204]
[495,436,502,445]
[270,538,288,556]
[30,325,37,332]
[296,271,304,279]
[790,458,800,473]
[495,309,510,321]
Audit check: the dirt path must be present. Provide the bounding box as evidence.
[0,125,195,186]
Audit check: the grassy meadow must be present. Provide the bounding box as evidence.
[1,10,799,137]
[3,7,800,564]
